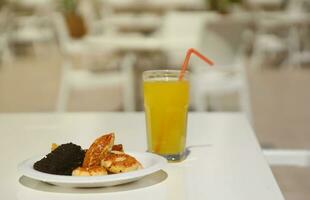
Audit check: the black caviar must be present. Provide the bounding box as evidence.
[33,143,85,175]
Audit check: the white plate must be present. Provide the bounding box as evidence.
[18,152,167,188]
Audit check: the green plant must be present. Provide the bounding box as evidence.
[59,0,87,38]
[208,0,243,13]
[58,0,79,13]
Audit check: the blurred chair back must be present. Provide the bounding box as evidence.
[57,53,136,112]
[158,11,206,67]
[53,13,73,55]
[8,0,55,57]
[78,0,98,35]
[190,15,252,122]
[0,6,13,64]
[53,13,136,112]
[195,15,252,69]
[286,0,307,13]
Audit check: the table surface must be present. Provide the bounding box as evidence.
[0,112,284,200]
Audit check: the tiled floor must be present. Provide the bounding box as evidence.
[248,69,310,199]
[0,56,61,112]
[248,69,310,149]
[0,53,310,199]
[272,166,310,200]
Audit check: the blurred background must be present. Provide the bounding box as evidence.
[0,0,309,199]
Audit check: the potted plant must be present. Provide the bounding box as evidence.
[59,0,87,38]
[208,0,243,14]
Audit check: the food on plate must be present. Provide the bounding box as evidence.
[112,144,124,152]
[72,166,108,176]
[51,143,58,151]
[101,151,142,174]
[33,143,85,175]
[82,133,115,168]
[33,132,142,176]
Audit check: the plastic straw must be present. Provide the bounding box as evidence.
[179,48,214,80]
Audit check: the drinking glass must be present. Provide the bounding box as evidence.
[143,70,189,162]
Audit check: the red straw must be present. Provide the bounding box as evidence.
[179,48,214,80]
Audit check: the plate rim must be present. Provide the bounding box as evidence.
[18,151,167,184]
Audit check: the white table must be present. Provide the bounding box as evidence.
[85,12,254,53]
[85,35,163,52]
[102,14,162,33]
[0,112,284,200]
[104,0,204,11]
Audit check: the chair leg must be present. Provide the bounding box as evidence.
[1,38,14,65]
[56,60,72,112]
[192,88,208,111]
[121,53,136,111]
[287,27,301,69]
[238,67,253,124]
[238,88,253,124]
[250,43,265,70]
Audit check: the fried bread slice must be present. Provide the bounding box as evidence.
[72,166,107,176]
[112,144,124,152]
[82,133,115,167]
[101,151,142,174]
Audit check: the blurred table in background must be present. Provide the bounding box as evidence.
[102,13,162,33]
[103,0,206,12]
[8,0,52,11]
[85,35,162,52]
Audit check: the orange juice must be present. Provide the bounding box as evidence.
[143,70,189,161]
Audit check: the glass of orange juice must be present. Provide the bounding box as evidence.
[143,70,189,162]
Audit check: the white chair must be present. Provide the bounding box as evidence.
[0,32,11,65]
[191,58,252,122]
[78,0,108,35]
[156,11,206,67]
[190,16,253,122]
[250,12,287,69]
[250,3,310,69]
[53,13,136,112]
[9,1,55,57]
[250,32,287,69]
[57,53,136,112]
[286,0,307,13]
[285,0,310,68]
[291,51,310,67]
[0,6,13,65]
